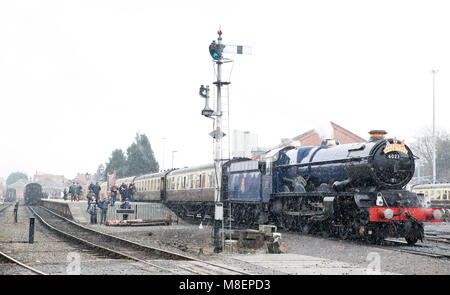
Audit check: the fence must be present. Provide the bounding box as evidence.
[105,202,175,222]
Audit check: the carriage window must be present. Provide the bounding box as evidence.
[208,172,214,188]
[189,175,193,189]
[195,174,200,188]
[201,173,206,188]
[171,177,175,190]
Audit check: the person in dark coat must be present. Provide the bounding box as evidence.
[120,199,131,221]
[119,183,128,202]
[127,182,136,202]
[88,182,95,194]
[86,191,96,212]
[110,184,118,206]
[88,196,98,224]
[76,183,82,201]
[63,188,68,201]
[93,182,101,201]
[69,182,77,202]
[98,196,109,225]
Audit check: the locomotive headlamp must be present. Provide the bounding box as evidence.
[433,209,443,220]
[376,193,384,206]
[383,209,394,220]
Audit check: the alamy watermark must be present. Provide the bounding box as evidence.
[366,252,381,275]
[66,252,81,275]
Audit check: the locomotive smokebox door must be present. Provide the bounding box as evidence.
[215,202,223,221]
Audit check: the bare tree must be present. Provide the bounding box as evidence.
[409,127,450,183]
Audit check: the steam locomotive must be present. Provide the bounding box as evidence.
[267,130,443,244]
[111,130,443,245]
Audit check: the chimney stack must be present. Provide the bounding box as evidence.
[368,130,387,142]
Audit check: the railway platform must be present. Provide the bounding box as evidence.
[40,199,176,225]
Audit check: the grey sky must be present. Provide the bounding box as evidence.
[1,0,449,179]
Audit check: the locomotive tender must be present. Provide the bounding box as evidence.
[110,130,443,245]
[24,183,43,206]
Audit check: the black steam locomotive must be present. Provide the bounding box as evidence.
[268,130,443,244]
[24,183,43,206]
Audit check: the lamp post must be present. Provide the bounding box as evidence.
[431,70,438,184]
[161,137,166,171]
[171,150,177,169]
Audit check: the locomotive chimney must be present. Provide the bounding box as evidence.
[368,130,387,142]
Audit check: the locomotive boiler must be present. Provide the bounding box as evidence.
[274,130,415,193]
[271,130,443,244]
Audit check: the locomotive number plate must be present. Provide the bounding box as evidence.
[385,152,400,159]
[383,142,408,154]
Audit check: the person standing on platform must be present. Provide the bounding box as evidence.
[63,188,68,201]
[69,182,77,202]
[119,182,128,202]
[88,181,95,194]
[93,182,101,202]
[76,183,82,201]
[98,196,109,225]
[127,182,136,202]
[110,184,118,206]
[88,196,98,224]
[86,191,96,212]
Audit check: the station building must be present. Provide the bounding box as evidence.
[33,172,67,198]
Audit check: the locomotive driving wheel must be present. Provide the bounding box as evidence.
[337,225,350,240]
[405,236,418,245]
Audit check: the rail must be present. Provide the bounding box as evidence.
[29,206,251,275]
[0,250,48,275]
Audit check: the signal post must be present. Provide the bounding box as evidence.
[199,29,250,253]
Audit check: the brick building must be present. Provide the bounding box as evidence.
[253,121,366,160]
[286,121,366,147]
[33,172,67,199]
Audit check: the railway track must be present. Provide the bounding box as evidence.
[278,225,450,260]
[383,239,450,259]
[0,203,13,213]
[29,206,251,275]
[0,249,48,275]
[0,203,47,275]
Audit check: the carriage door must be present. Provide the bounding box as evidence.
[160,177,166,202]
